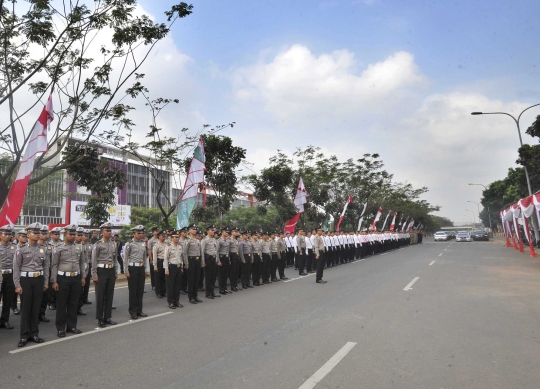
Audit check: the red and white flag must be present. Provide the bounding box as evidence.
[401,216,409,232]
[370,207,383,231]
[0,90,53,225]
[389,212,398,231]
[293,177,307,212]
[336,195,352,231]
[407,218,415,232]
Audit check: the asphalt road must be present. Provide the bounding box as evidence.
[1,238,540,389]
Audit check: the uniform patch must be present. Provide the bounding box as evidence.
[10,246,14,250]
[39,248,44,253]
[16,250,20,255]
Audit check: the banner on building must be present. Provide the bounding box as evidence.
[71,201,131,226]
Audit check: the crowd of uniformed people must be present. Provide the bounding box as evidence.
[0,221,422,348]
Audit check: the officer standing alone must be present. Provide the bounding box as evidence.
[313,226,327,284]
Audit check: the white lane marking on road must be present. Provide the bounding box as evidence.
[403,277,420,291]
[9,312,173,354]
[0,282,151,307]
[283,273,316,283]
[352,259,366,264]
[438,253,442,256]
[299,342,357,389]
[429,260,435,266]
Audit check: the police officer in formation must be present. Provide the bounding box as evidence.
[152,231,168,299]
[51,224,86,337]
[239,231,254,289]
[0,225,17,329]
[201,225,220,299]
[78,229,93,314]
[4,220,420,348]
[124,225,149,320]
[185,224,204,304]
[92,222,118,328]
[164,230,187,308]
[14,223,50,347]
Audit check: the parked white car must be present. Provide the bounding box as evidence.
[434,231,448,241]
[456,231,471,242]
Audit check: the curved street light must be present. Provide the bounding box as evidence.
[471,103,540,196]
[471,105,540,240]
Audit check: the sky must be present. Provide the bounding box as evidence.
[92,0,540,223]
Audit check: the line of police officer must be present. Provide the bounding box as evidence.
[0,220,421,347]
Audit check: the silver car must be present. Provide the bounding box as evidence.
[456,231,471,242]
[434,231,448,241]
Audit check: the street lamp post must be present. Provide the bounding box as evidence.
[469,183,493,232]
[471,103,539,196]
[471,105,540,241]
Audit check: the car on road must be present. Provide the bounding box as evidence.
[445,231,455,240]
[471,230,489,241]
[456,231,472,242]
[434,231,448,241]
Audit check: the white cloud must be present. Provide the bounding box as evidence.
[232,45,427,124]
[225,44,537,224]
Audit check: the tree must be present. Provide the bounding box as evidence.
[63,146,126,226]
[480,167,529,230]
[0,0,193,208]
[245,146,439,232]
[118,206,175,240]
[216,206,280,232]
[200,134,246,226]
[517,114,540,193]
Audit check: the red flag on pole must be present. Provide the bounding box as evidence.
[370,207,383,231]
[336,195,352,232]
[284,212,301,234]
[0,90,53,225]
[389,212,398,231]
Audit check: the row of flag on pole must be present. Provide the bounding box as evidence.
[0,89,426,233]
[283,178,423,233]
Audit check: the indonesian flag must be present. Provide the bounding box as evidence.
[0,90,53,225]
[336,195,352,231]
[401,216,409,232]
[370,207,383,231]
[284,212,301,234]
[293,177,307,212]
[389,212,398,231]
[407,218,415,232]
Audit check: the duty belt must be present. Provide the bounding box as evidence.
[97,264,114,269]
[168,263,182,268]
[58,271,79,277]
[128,262,144,267]
[21,271,43,277]
[2,269,13,274]
[189,256,200,261]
